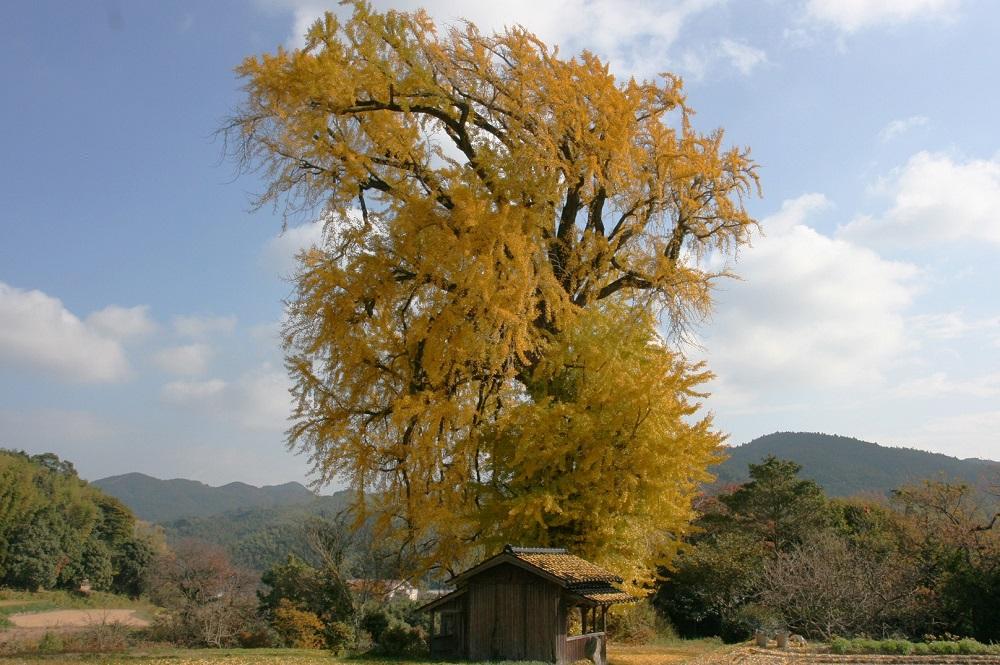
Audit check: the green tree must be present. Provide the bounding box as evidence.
[656,457,832,639]
[718,456,830,550]
[4,520,62,591]
[259,554,354,648]
[112,536,155,597]
[0,450,152,593]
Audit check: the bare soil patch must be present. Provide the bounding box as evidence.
[6,609,149,629]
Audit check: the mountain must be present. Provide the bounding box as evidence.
[713,432,1000,497]
[92,472,317,523]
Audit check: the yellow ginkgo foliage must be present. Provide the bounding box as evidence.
[229,2,759,585]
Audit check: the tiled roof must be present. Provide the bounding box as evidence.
[571,583,637,605]
[505,545,623,585]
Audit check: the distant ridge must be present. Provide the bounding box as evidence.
[712,431,1000,497]
[93,472,316,523]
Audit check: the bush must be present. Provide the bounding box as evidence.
[606,601,672,644]
[237,626,282,648]
[377,623,427,656]
[324,620,353,654]
[857,638,881,653]
[829,637,850,654]
[361,608,390,642]
[271,599,325,648]
[826,637,1000,656]
[880,639,913,654]
[62,621,131,653]
[929,640,960,655]
[36,632,63,654]
[725,603,783,642]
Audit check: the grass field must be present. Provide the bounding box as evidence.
[0,648,334,664]
[0,638,731,665]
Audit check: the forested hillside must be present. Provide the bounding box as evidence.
[713,432,1000,496]
[164,492,355,572]
[93,472,316,523]
[0,450,154,594]
[94,431,1000,575]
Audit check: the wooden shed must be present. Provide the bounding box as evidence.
[421,545,635,665]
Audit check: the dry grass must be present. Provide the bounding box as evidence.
[607,638,732,665]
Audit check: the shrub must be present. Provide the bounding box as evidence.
[829,637,850,654]
[929,640,960,655]
[377,623,427,656]
[271,599,325,649]
[827,637,1000,656]
[880,639,912,655]
[856,638,880,653]
[36,632,63,653]
[237,626,282,648]
[62,621,131,653]
[324,620,353,654]
[606,601,672,644]
[727,603,783,641]
[361,608,390,642]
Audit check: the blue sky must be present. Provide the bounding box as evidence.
[2,0,998,486]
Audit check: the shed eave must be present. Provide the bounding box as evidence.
[418,586,467,613]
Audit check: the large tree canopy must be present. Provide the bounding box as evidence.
[230,2,759,585]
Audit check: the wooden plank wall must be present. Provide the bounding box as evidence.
[428,596,465,659]
[465,563,561,662]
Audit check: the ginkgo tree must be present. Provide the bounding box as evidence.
[229,1,759,586]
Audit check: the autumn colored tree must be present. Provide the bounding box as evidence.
[892,482,1000,641]
[149,540,260,647]
[229,2,759,584]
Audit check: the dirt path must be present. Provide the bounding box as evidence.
[6,609,149,628]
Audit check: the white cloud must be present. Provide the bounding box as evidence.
[85,304,156,340]
[255,0,734,79]
[674,38,768,81]
[161,365,291,432]
[903,409,1000,460]
[839,151,1000,246]
[0,282,131,383]
[173,314,237,338]
[910,311,1000,341]
[704,194,919,394]
[262,219,325,274]
[162,378,227,403]
[805,0,960,33]
[893,371,1000,399]
[716,39,767,76]
[879,115,929,142]
[153,343,212,376]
